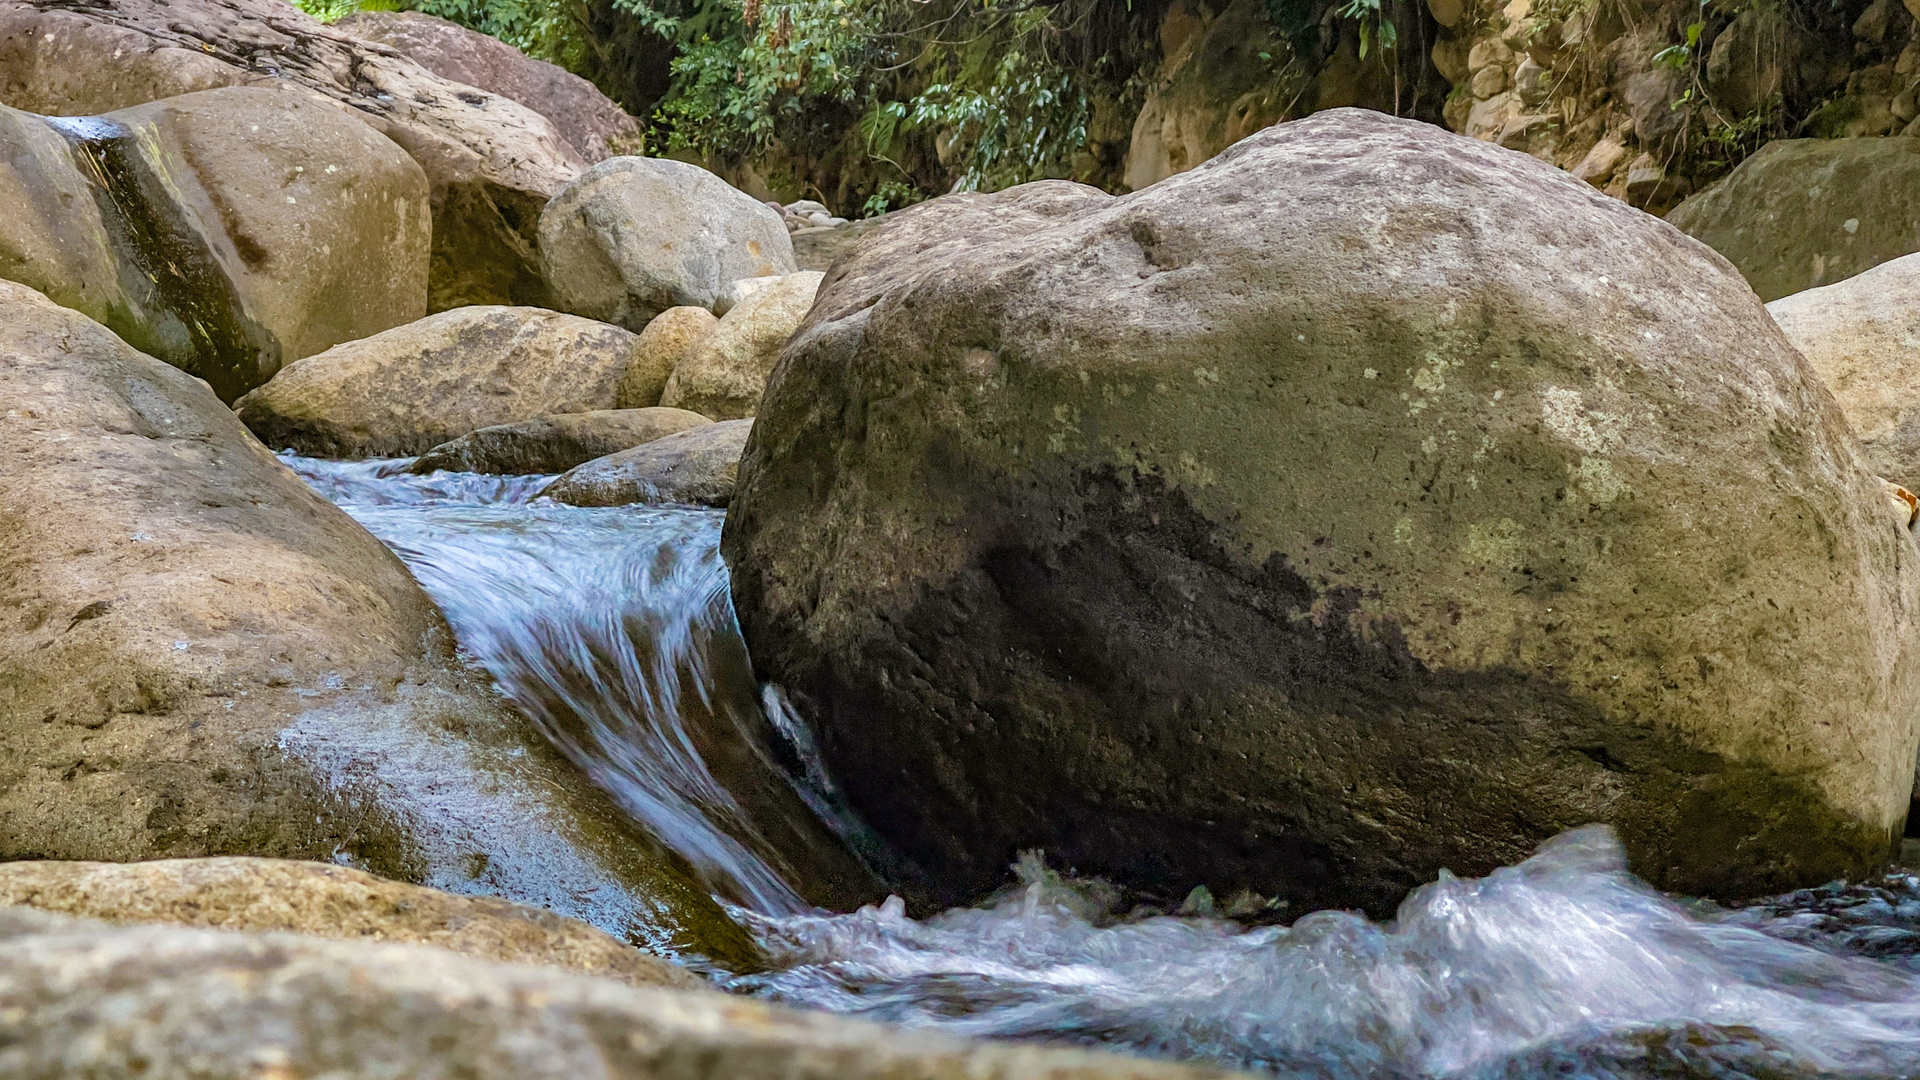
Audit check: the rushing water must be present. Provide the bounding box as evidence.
[292,453,1920,1080]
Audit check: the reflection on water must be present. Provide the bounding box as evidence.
[290,453,1920,1080]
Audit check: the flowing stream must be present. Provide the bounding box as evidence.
[292,453,1920,1080]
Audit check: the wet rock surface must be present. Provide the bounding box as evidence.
[0,857,704,989]
[409,408,714,475]
[0,0,585,310]
[661,271,822,421]
[545,419,753,508]
[236,305,643,458]
[1668,137,1920,301]
[0,280,754,965]
[0,87,429,402]
[540,156,796,331]
[725,109,1920,915]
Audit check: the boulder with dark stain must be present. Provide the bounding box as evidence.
[409,407,712,475]
[0,88,429,402]
[0,281,754,967]
[724,109,1920,915]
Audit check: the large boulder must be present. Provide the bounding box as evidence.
[409,407,714,475]
[539,156,797,331]
[0,281,752,965]
[0,857,703,989]
[0,0,585,310]
[0,88,430,402]
[723,109,1920,914]
[0,907,1244,1080]
[1667,137,1920,302]
[544,420,752,508]
[661,271,823,420]
[235,306,643,458]
[335,10,638,163]
[1768,253,1920,491]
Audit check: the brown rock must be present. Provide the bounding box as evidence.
[660,271,823,420]
[1,87,430,402]
[335,10,638,163]
[0,280,753,963]
[724,109,1920,914]
[620,305,718,409]
[235,306,641,458]
[408,408,714,475]
[0,0,585,310]
[0,907,1248,1080]
[0,857,705,989]
[1768,252,1920,491]
[543,419,752,508]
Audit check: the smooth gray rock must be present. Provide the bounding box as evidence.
[543,420,753,507]
[724,108,1920,915]
[409,408,713,475]
[539,157,796,331]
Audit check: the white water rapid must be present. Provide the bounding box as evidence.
[292,453,1920,1080]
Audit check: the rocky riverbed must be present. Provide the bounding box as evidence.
[8,0,1920,1074]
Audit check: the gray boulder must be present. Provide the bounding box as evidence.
[409,408,714,475]
[544,419,752,508]
[1769,253,1920,490]
[0,88,429,402]
[0,907,1245,1080]
[661,271,823,420]
[724,109,1920,914]
[336,10,639,163]
[0,280,751,964]
[1667,137,1920,301]
[235,306,643,458]
[539,157,796,331]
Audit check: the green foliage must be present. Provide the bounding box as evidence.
[1335,0,1395,58]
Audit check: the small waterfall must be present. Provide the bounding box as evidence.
[291,453,1920,1080]
[287,455,876,915]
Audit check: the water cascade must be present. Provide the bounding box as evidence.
[292,454,1920,1080]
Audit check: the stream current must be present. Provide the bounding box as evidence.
[292,453,1920,1080]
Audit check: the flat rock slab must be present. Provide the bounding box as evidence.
[410,407,714,475]
[0,857,704,990]
[0,907,1249,1080]
[543,419,752,508]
